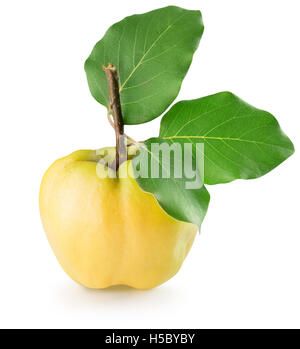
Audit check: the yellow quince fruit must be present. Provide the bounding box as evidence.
[39,147,197,289]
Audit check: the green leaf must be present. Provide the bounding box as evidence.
[159,92,295,184]
[85,6,204,125]
[132,138,210,229]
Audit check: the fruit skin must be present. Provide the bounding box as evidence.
[39,148,197,290]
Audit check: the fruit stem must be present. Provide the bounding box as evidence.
[103,64,127,171]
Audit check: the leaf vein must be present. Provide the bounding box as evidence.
[119,12,187,91]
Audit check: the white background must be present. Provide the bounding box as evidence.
[0,0,299,329]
